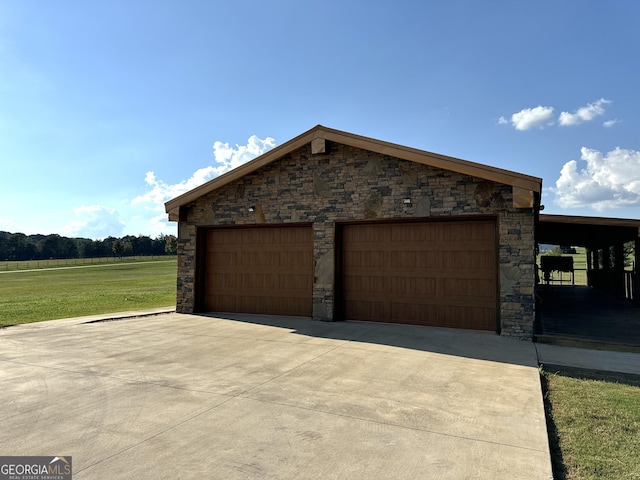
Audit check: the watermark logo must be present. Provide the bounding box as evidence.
[0,456,72,480]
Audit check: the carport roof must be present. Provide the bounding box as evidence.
[538,214,640,248]
[165,125,542,221]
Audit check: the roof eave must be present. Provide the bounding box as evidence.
[540,213,640,229]
[164,125,323,214]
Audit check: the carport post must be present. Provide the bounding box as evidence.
[592,249,600,289]
[614,243,626,299]
[602,246,611,270]
[635,238,640,305]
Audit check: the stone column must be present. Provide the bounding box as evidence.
[312,222,335,321]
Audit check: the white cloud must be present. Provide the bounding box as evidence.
[603,119,620,128]
[61,205,125,239]
[501,99,614,131]
[131,134,276,224]
[558,98,611,126]
[53,135,276,240]
[505,106,555,130]
[553,146,640,210]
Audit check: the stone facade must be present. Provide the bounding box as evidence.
[176,141,536,338]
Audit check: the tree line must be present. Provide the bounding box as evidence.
[0,231,177,261]
[543,243,635,268]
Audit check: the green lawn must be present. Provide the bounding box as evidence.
[0,259,177,327]
[537,247,588,286]
[544,370,640,480]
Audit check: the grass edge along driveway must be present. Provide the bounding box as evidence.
[542,367,640,480]
[0,259,176,327]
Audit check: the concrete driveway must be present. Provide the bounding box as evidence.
[0,312,552,479]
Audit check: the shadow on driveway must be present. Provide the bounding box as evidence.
[1,312,553,479]
[196,312,538,368]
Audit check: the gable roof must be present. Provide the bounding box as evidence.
[165,125,542,220]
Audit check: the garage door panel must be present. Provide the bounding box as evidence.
[343,251,387,268]
[390,251,441,268]
[391,303,442,325]
[203,226,313,317]
[344,300,390,320]
[442,222,494,240]
[207,295,237,312]
[342,220,497,330]
[441,306,495,329]
[390,277,438,295]
[390,223,441,242]
[437,268,497,280]
[443,278,495,298]
[442,251,494,269]
[343,275,387,294]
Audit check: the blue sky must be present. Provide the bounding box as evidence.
[1,0,639,239]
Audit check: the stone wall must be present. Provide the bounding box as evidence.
[176,141,536,338]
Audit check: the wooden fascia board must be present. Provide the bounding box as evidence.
[318,127,542,192]
[167,208,179,222]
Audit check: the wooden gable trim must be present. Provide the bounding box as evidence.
[165,125,542,216]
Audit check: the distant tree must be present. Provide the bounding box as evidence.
[7,233,36,260]
[40,235,59,259]
[76,238,94,258]
[136,235,153,256]
[121,235,137,255]
[100,237,118,257]
[0,233,8,260]
[60,237,78,259]
[165,235,177,255]
[544,246,563,256]
[112,239,125,258]
[122,240,133,256]
[624,241,634,268]
[152,235,168,255]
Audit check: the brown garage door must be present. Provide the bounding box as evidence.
[341,219,497,330]
[203,225,313,316]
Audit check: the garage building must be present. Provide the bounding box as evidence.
[165,125,542,338]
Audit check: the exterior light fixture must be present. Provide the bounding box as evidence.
[403,198,411,204]
[248,206,255,212]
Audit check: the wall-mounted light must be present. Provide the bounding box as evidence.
[403,198,411,204]
[248,206,255,212]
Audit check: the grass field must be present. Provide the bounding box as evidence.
[544,370,640,480]
[538,247,588,286]
[0,258,177,327]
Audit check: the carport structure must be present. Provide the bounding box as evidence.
[537,214,640,303]
[536,214,640,349]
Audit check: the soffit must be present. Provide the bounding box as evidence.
[538,214,640,247]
